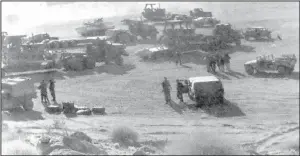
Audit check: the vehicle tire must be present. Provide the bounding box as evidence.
[195,96,204,108]
[245,65,255,75]
[278,66,287,75]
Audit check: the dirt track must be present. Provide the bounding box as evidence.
[2,2,299,155]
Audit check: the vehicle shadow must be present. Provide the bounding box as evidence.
[245,38,275,43]
[185,99,246,118]
[61,63,136,78]
[201,99,246,118]
[252,71,299,80]
[2,109,45,121]
[227,44,256,53]
[223,70,247,79]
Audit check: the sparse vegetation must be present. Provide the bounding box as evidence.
[165,132,246,155]
[111,125,139,146]
[2,139,39,155]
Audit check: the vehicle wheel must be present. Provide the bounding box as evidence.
[195,96,204,108]
[245,65,255,75]
[278,66,287,75]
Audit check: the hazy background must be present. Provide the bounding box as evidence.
[2,2,298,39]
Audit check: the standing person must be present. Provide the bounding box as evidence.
[49,79,56,102]
[223,53,231,72]
[176,80,184,103]
[162,77,172,104]
[175,51,182,66]
[204,55,212,73]
[38,80,50,104]
[210,55,217,73]
[219,54,225,72]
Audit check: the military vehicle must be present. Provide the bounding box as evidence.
[158,20,205,50]
[189,8,213,18]
[85,36,129,66]
[177,76,225,107]
[243,27,272,40]
[193,17,220,28]
[122,20,159,40]
[244,54,297,75]
[2,77,36,111]
[207,23,243,48]
[60,52,96,71]
[105,29,137,45]
[136,45,170,61]
[141,3,167,21]
[75,18,115,37]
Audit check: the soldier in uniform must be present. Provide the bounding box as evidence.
[176,79,184,103]
[175,51,182,66]
[204,55,212,73]
[223,53,231,72]
[38,80,50,104]
[49,79,56,102]
[162,77,172,104]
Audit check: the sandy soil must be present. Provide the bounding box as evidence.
[2,2,299,155]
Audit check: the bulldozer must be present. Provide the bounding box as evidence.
[189,8,213,18]
[105,29,137,45]
[122,19,159,40]
[158,20,206,52]
[85,37,129,66]
[141,3,167,21]
[1,77,36,111]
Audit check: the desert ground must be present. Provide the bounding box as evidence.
[2,2,299,155]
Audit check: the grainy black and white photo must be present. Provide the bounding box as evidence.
[1,1,299,155]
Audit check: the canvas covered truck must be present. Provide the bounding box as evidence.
[244,54,297,75]
[177,76,225,107]
[1,77,36,111]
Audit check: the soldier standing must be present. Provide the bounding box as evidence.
[162,77,172,104]
[223,53,231,72]
[49,79,56,102]
[176,80,184,103]
[38,80,50,104]
[204,55,212,73]
[175,51,182,66]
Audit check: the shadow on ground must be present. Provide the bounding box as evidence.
[185,99,245,118]
[59,63,136,79]
[227,44,256,53]
[245,38,276,43]
[201,99,246,118]
[252,71,299,80]
[2,109,44,121]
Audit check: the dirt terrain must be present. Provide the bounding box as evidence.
[2,2,299,155]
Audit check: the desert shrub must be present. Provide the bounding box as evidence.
[165,131,246,155]
[2,139,39,155]
[111,125,139,146]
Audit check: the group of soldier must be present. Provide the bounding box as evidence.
[204,53,231,73]
[161,77,188,104]
[161,52,232,104]
[38,79,56,104]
